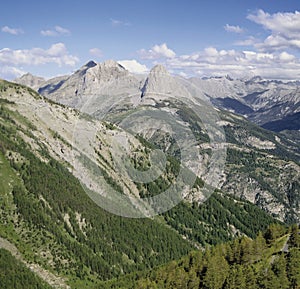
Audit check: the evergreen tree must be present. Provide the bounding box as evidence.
[272,254,290,289]
[288,248,300,289]
[243,265,257,289]
[252,231,267,262]
[240,237,253,264]
[264,224,286,244]
[187,270,200,289]
[257,266,281,289]
[289,224,300,248]
[224,265,246,289]
[202,254,229,289]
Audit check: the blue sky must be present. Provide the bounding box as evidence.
[1,0,300,79]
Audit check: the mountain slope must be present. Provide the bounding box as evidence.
[37,60,144,111]
[0,248,52,289]
[0,80,193,287]
[101,224,300,289]
[12,63,300,221]
[0,79,285,288]
[262,112,300,132]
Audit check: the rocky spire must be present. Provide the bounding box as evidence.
[141,64,188,99]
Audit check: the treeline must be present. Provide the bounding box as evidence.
[101,224,300,289]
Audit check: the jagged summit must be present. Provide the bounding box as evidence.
[13,60,299,129]
[85,59,129,84]
[101,59,125,70]
[141,64,190,99]
[36,59,142,109]
[149,64,169,75]
[85,60,97,68]
[14,73,45,90]
[74,60,97,77]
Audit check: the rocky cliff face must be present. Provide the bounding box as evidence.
[17,62,299,131]
[14,73,45,90]
[141,65,190,98]
[35,60,144,111]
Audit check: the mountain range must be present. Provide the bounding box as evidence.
[13,60,300,223]
[0,60,298,288]
[15,60,300,132]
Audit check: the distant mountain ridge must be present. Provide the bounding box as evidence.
[12,61,300,223]
[14,60,300,131]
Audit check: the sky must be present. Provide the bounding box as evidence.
[1,0,300,80]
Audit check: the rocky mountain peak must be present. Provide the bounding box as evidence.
[141,64,190,99]
[14,73,45,90]
[150,64,169,75]
[85,60,129,84]
[99,59,126,70]
[85,60,97,68]
[74,60,97,77]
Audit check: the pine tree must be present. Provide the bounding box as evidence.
[289,224,300,248]
[272,254,290,289]
[240,237,253,264]
[224,265,246,289]
[257,264,282,289]
[202,254,229,289]
[252,231,267,262]
[243,265,257,289]
[187,270,200,289]
[264,224,285,244]
[288,248,300,289]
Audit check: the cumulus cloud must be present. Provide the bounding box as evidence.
[2,26,24,35]
[41,26,71,36]
[117,59,148,74]
[110,18,131,27]
[0,66,26,80]
[0,43,79,67]
[89,48,103,58]
[165,47,300,80]
[139,43,176,59]
[224,24,244,33]
[235,36,258,46]
[247,10,300,51]
[247,9,300,37]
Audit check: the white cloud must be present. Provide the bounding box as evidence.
[247,10,300,51]
[89,48,103,58]
[235,36,258,46]
[0,66,26,80]
[110,18,131,27]
[164,47,300,80]
[224,24,244,33]
[139,43,176,59]
[256,34,300,51]
[0,43,79,67]
[117,59,148,74]
[278,51,295,62]
[247,9,300,37]
[2,26,24,35]
[41,26,71,36]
